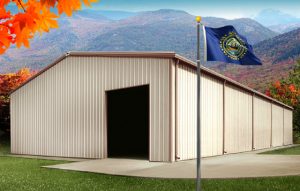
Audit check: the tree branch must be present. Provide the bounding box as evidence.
[17,0,26,12]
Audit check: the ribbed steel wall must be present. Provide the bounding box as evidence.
[272,104,284,147]
[176,64,223,160]
[11,56,170,161]
[201,72,223,157]
[175,64,292,160]
[224,84,253,154]
[176,64,196,160]
[253,97,272,150]
[284,109,293,145]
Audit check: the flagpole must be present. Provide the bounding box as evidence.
[196,16,202,191]
[202,25,207,63]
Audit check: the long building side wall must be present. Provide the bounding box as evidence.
[11,56,171,161]
[176,64,223,160]
[176,64,293,160]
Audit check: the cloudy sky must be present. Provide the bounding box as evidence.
[93,0,300,19]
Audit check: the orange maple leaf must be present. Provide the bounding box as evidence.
[41,0,57,7]
[35,7,59,32]
[0,25,12,54]
[0,0,10,7]
[13,12,36,31]
[57,0,82,16]
[13,26,32,48]
[0,7,11,19]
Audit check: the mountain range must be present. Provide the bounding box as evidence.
[254,9,300,33]
[0,9,277,72]
[254,9,300,26]
[1,9,300,92]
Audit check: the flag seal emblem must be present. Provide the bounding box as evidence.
[220,32,248,60]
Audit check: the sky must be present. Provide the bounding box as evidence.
[92,0,300,19]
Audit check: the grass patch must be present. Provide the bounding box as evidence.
[260,145,300,155]
[293,131,300,144]
[1,139,300,191]
[0,157,300,191]
[0,138,10,156]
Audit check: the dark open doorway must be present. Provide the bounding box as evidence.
[107,85,149,159]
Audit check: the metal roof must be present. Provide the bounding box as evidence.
[10,51,293,110]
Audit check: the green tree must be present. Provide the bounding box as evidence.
[288,60,300,131]
[287,60,300,87]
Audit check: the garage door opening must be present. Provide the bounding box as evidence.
[107,85,149,159]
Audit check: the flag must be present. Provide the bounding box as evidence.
[204,25,262,65]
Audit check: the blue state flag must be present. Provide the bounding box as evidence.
[204,25,262,65]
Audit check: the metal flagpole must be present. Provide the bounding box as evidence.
[196,16,202,191]
[202,25,207,63]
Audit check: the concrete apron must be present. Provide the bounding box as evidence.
[44,147,300,179]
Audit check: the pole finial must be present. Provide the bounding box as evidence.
[196,16,202,23]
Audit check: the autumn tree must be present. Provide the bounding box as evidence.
[266,60,300,132]
[0,0,98,54]
[0,68,35,138]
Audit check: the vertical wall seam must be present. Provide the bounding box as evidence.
[271,102,273,147]
[175,60,179,161]
[223,81,226,154]
[283,108,285,145]
[169,59,173,162]
[252,94,255,150]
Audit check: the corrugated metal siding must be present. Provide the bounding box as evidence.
[176,64,223,160]
[11,56,170,161]
[272,104,284,147]
[224,84,252,154]
[201,73,224,157]
[253,97,272,150]
[284,109,293,145]
[176,64,196,160]
[169,60,176,162]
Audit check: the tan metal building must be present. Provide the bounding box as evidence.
[10,52,293,162]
